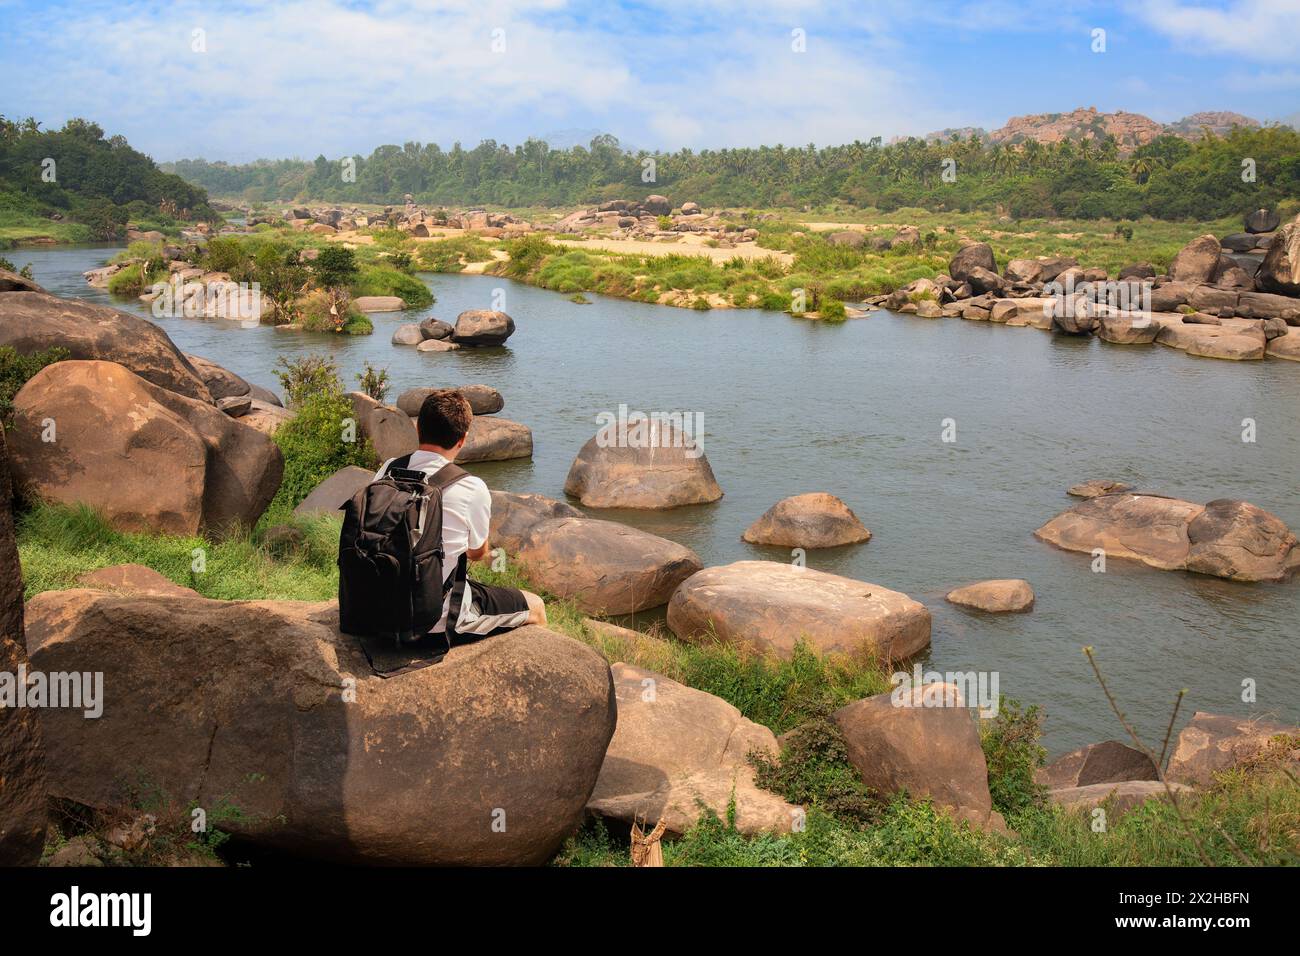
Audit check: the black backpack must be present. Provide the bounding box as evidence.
[338,455,470,645]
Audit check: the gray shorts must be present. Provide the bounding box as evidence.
[447,579,531,637]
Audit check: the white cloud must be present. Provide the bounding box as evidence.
[1131,0,1300,62]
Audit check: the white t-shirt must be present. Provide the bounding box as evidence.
[375,450,491,628]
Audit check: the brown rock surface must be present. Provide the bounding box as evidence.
[741,493,871,548]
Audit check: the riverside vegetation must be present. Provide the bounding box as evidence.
[9,356,1297,868]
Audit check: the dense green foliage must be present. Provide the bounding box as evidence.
[168,126,1299,220]
[0,116,216,241]
[0,345,68,426]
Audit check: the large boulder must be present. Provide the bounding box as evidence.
[1257,217,1300,295]
[488,491,582,554]
[452,310,515,346]
[741,493,870,548]
[0,429,46,865]
[184,353,251,400]
[1167,712,1298,786]
[419,317,454,341]
[1167,234,1222,284]
[10,361,283,536]
[1097,314,1159,344]
[0,291,212,402]
[833,683,1003,831]
[294,465,375,518]
[0,268,44,293]
[517,517,702,614]
[349,392,419,462]
[991,297,1053,328]
[354,296,405,313]
[391,324,425,346]
[24,591,617,865]
[949,242,997,282]
[667,560,930,662]
[642,195,671,216]
[1003,258,1044,284]
[240,399,296,436]
[1034,492,1300,582]
[397,385,503,417]
[1155,318,1266,360]
[1235,291,1300,323]
[1036,740,1157,789]
[1267,328,1300,360]
[458,416,532,462]
[564,422,723,509]
[945,579,1034,613]
[587,663,799,836]
[1245,208,1281,234]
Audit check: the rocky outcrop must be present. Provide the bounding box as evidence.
[1167,234,1223,285]
[1154,317,1266,360]
[0,291,212,402]
[10,361,283,536]
[833,683,1004,831]
[75,564,200,598]
[0,268,44,293]
[25,591,617,865]
[741,493,871,548]
[1167,712,1298,786]
[452,310,515,346]
[184,353,252,401]
[564,422,723,509]
[945,579,1034,613]
[949,242,997,283]
[516,517,702,614]
[0,428,46,865]
[488,491,582,553]
[1034,492,1300,582]
[294,466,375,518]
[667,561,930,662]
[587,663,799,836]
[1036,740,1157,789]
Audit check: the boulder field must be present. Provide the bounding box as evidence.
[24,590,617,866]
[9,360,284,537]
[1035,492,1300,582]
[667,560,931,662]
[564,422,723,509]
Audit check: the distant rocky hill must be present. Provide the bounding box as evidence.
[915,107,1265,152]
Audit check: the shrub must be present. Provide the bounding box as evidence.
[751,716,882,828]
[819,299,847,321]
[310,245,358,288]
[981,698,1048,819]
[355,361,390,402]
[274,354,342,407]
[0,345,68,426]
[351,265,433,308]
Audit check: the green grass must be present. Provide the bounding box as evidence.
[351,265,434,308]
[0,189,93,244]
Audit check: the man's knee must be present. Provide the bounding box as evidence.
[522,590,547,626]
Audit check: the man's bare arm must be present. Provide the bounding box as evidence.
[467,541,489,562]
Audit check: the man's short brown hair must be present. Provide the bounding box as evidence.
[417,389,473,447]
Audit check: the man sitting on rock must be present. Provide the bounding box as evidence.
[374,388,546,639]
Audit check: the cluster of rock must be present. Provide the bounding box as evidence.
[1036,488,1300,582]
[270,201,531,239]
[549,197,761,246]
[391,309,515,350]
[874,209,1300,362]
[0,279,286,536]
[85,244,270,322]
[826,224,921,251]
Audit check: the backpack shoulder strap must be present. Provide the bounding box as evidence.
[381,453,414,477]
[427,462,470,491]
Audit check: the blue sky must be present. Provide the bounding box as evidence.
[1,0,1296,162]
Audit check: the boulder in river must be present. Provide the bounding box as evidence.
[0,291,212,402]
[391,324,425,346]
[24,591,616,865]
[457,416,532,462]
[1154,316,1265,360]
[0,428,46,865]
[10,361,283,536]
[741,493,871,548]
[945,579,1034,613]
[488,491,582,554]
[397,385,503,417]
[517,516,702,614]
[833,683,1004,832]
[564,421,723,509]
[1034,492,1300,582]
[1067,479,1132,498]
[587,663,799,836]
[667,560,930,662]
[354,295,405,313]
[452,309,515,346]
[419,317,454,340]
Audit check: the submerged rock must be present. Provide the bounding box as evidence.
[564,422,722,509]
[1067,479,1133,499]
[945,579,1034,613]
[741,493,871,548]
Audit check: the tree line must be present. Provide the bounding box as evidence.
[165,125,1300,220]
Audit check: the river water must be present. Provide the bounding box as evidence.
[10,244,1300,753]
